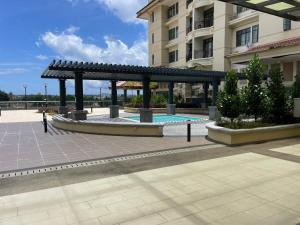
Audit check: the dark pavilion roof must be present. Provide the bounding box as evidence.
[219,0,300,21]
[41,60,228,83]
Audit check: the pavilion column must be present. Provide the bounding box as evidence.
[70,72,87,120]
[167,81,176,115]
[211,79,219,106]
[59,79,67,114]
[140,77,153,123]
[203,82,209,108]
[137,90,140,96]
[110,80,119,118]
[209,79,220,120]
[123,89,128,104]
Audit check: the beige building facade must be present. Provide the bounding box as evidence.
[137,0,300,100]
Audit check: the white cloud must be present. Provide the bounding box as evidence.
[36,55,49,61]
[95,0,147,24]
[40,27,147,90]
[66,0,147,24]
[41,27,148,65]
[66,25,80,34]
[0,68,27,75]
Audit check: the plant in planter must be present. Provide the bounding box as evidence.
[125,95,143,108]
[217,70,240,123]
[267,66,288,123]
[243,54,268,121]
[150,95,167,108]
[293,74,300,118]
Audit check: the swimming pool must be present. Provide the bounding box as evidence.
[125,114,202,123]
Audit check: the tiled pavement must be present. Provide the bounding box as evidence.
[0,121,212,173]
[1,141,300,225]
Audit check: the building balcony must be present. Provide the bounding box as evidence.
[186,52,193,62]
[186,25,193,34]
[194,20,213,30]
[186,0,193,8]
[193,22,214,38]
[186,50,214,66]
[194,0,214,9]
[228,10,259,27]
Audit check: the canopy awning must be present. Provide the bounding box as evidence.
[219,0,300,21]
[41,60,228,83]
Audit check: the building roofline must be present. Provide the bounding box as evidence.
[226,36,300,58]
[137,0,160,19]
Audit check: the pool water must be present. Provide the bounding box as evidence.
[125,114,202,123]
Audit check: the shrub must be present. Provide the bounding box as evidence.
[292,74,300,98]
[151,95,167,108]
[267,66,288,123]
[217,70,240,123]
[126,95,167,108]
[126,95,143,108]
[0,90,9,101]
[243,54,267,121]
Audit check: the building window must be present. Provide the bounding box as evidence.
[151,12,155,23]
[236,27,251,47]
[283,19,291,31]
[203,38,213,58]
[168,2,179,19]
[237,6,248,14]
[203,8,214,27]
[168,26,178,40]
[152,54,155,65]
[152,33,154,44]
[252,25,259,43]
[169,50,179,63]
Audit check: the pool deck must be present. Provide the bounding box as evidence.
[1,137,300,225]
[1,110,300,225]
[0,120,212,173]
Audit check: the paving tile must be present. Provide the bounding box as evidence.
[98,208,144,225]
[119,213,167,225]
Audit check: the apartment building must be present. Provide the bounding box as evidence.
[137,0,300,100]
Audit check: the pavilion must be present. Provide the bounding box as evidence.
[113,81,157,102]
[41,60,227,122]
[219,0,300,21]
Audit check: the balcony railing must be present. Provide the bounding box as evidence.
[186,25,193,34]
[194,20,214,30]
[186,52,193,62]
[194,50,213,59]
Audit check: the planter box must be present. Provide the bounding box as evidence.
[124,107,208,115]
[206,122,300,145]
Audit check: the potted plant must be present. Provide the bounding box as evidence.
[293,74,300,118]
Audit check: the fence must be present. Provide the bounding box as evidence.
[0,100,124,110]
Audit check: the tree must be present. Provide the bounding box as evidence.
[243,54,266,121]
[0,90,9,101]
[217,70,240,123]
[267,67,287,123]
[292,74,300,98]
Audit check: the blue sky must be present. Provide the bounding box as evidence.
[0,0,148,95]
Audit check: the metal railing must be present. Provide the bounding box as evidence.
[186,53,193,62]
[186,25,193,34]
[0,100,124,110]
[194,20,214,30]
[194,50,213,59]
